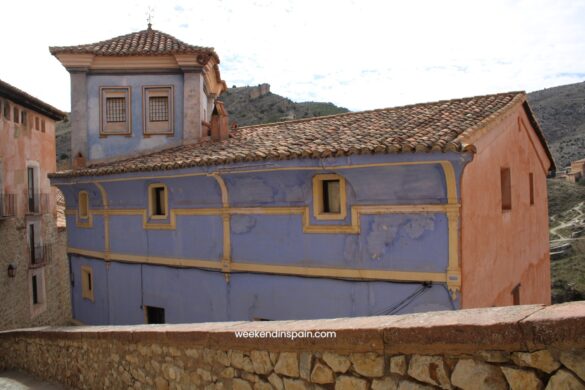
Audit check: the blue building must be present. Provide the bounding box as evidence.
[49,26,554,325]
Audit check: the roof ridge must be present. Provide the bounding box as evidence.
[0,78,66,120]
[235,91,526,130]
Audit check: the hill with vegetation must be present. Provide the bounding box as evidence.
[219,84,349,127]
[527,81,585,169]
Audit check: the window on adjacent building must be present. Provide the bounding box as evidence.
[2,101,9,120]
[78,191,89,219]
[501,168,512,211]
[32,275,39,304]
[13,107,19,124]
[312,174,347,220]
[100,87,131,136]
[143,86,174,135]
[21,110,27,127]
[145,306,165,324]
[41,119,46,133]
[81,265,94,301]
[512,283,521,305]
[148,184,168,218]
[34,117,40,131]
[529,173,534,206]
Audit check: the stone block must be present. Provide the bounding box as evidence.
[350,352,384,377]
[511,350,560,374]
[407,355,450,389]
[335,375,368,390]
[323,352,351,373]
[500,366,543,390]
[451,359,507,390]
[275,352,299,378]
[310,361,334,384]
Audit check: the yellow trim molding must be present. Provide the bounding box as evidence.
[67,247,447,284]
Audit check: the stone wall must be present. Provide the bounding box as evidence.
[0,216,71,331]
[1,302,584,389]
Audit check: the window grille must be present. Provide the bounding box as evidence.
[149,97,169,122]
[106,97,127,123]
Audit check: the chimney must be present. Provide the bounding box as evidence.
[73,152,86,170]
[211,100,229,141]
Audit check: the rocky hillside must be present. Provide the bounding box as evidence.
[527,81,585,169]
[219,84,349,127]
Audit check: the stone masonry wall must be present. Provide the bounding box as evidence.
[0,216,71,331]
[1,302,585,389]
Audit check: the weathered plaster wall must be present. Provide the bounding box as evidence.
[1,302,584,389]
[54,153,469,324]
[0,103,57,216]
[460,105,552,308]
[70,255,453,324]
[85,74,184,161]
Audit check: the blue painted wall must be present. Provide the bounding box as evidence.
[86,74,184,161]
[70,258,455,325]
[55,152,471,324]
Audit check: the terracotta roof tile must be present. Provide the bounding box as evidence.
[51,92,530,178]
[49,27,218,61]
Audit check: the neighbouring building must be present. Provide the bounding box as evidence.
[565,158,584,183]
[48,26,555,325]
[0,79,70,330]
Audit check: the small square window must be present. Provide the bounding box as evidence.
[143,86,174,135]
[100,87,131,136]
[145,306,165,324]
[312,174,347,220]
[78,191,89,219]
[81,265,94,302]
[501,168,512,211]
[149,184,168,218]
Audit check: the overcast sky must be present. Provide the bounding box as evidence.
[1,0,584,112]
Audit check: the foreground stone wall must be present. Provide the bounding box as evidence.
[1,303,584,389]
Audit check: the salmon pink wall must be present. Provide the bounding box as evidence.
[460,102,552,308]
[0,101,57,217]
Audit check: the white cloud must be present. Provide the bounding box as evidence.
[1,0,584,112]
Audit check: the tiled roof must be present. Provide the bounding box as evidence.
[51,92,547,178]
[0,79,66,121]
[49,26,218,61]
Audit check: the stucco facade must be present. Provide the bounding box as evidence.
[460,103,553,308]
[49,27,554,326]
[0,79,70,330]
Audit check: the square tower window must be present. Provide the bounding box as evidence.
[100,87,131,136]
[312,174,347,220]
[143,86,174,135]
